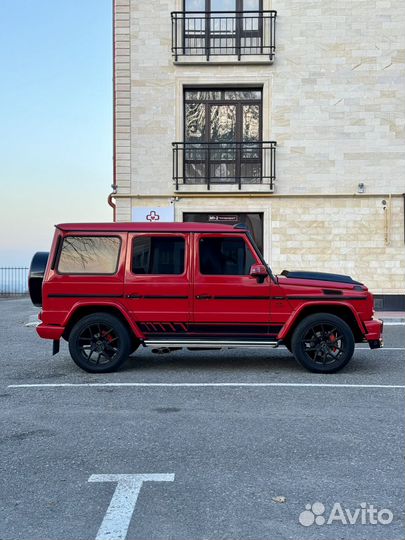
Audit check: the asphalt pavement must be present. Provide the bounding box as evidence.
[0,298,404,540]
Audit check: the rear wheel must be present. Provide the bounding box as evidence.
[291,313,355,373]
[68,313,131,373]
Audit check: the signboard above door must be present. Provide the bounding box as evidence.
[207,214,239,223]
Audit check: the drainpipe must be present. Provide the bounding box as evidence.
[403,193,405,243]
[109,0,117,222]
[108,185,117,222]
[383,193,392,246]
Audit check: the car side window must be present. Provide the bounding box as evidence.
[132,236,185,275]
[57,236,121,274]
[199,236,256,275]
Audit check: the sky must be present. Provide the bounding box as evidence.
[0,0,112,266]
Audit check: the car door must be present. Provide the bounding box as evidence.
[124,233,192,336]
[192,232,276,338]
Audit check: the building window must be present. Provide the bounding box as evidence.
[184,88,261,185]
[174,88,272,188]
[184,88,262,144]
[173,88,276,190]
[171,0,276,61]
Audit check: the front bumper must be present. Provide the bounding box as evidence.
[364,318,383,348]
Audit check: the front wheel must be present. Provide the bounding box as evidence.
[291,313,355,373]
[68,313,131,373]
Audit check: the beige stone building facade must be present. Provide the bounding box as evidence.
[112,0,405,309]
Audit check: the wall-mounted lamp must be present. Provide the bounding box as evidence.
[357,182,365,194]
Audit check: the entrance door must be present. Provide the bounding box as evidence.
[192,232,277,339]
[183,212,264,253]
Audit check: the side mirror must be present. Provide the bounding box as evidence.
[249,264,268,281]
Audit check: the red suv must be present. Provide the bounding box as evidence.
[29,222,383,374]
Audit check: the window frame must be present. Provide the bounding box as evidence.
[184,88,263,143]
[182,0,264,57]
[56,235,122,276]
[131,234,187,276]
[183,87,263,185]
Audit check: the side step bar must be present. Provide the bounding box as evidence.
[143,339,279,349]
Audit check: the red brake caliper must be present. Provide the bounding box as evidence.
[101,330,113,343]
[329,333,337,352]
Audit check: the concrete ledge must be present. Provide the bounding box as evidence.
[173,54,275,65]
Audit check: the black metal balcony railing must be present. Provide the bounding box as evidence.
[0,267,29,296]
[172,141,276,190]
[171,11,277,61]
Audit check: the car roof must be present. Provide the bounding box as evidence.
[56,222,243,233]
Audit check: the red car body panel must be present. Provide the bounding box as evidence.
[364,319,384,340]
[34,223,383,348]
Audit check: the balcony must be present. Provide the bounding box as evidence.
[171,11,277,62]
[172,141,276,191]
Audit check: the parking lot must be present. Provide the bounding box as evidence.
[0,297,404,540]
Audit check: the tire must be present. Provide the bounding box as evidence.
[291,313,355,373]
[28,251,49,307]
[68,313,131,373]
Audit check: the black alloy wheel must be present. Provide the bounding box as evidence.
[291,313,355,373]
[68,313,131,373]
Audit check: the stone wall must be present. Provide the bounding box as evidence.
[113,0,405,297]
[272,0,405,195]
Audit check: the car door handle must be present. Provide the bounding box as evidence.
[126,294,142,299]
[196,294,212,300]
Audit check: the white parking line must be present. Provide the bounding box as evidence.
[89,474,174,540]
[355,347,405,350]
[7,382,405,389]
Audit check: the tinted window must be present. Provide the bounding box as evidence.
[132,236,185,275]
[58,236,121,274]
[200,237,255,275]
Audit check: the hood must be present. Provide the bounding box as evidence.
[278,270,364,287]
[277,269,368,296]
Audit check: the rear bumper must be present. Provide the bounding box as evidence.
[36,323,65,340]
[364,318,383,348]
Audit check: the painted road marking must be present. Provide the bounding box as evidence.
[8,382,405,389]
[89,474,175,540]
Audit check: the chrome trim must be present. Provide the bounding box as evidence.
[143,339,279,348]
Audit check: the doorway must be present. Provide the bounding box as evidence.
[183,211,264,253]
